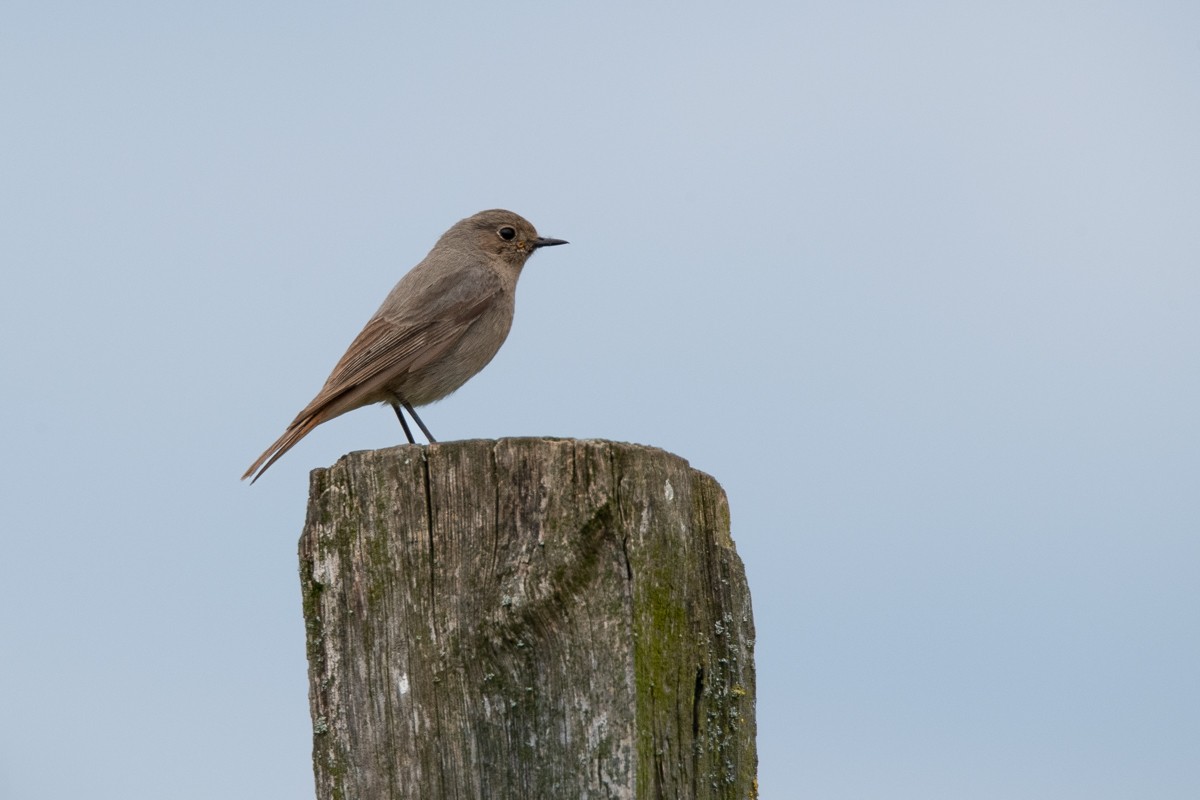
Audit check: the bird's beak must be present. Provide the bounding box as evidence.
[532,237,569,249]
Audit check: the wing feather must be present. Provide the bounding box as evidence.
[242,262,502,482]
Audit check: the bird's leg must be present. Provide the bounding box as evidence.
[390,402,416,444]
[403,402,437,443]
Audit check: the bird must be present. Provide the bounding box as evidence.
[243,209,567,482]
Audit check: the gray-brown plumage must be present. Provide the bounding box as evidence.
[243,209,567,482]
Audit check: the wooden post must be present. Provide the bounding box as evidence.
[299,438,756,799]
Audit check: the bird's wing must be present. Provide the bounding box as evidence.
[294,264,503,422]
[242,262,502,483]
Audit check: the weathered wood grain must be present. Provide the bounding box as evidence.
[300,438,756,799]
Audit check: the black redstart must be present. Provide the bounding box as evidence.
[243,209,567,482]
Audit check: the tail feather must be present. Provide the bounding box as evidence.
[243,366,401,483]
[242,413,327,483]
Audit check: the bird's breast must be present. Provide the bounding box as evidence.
[393,293,515,405]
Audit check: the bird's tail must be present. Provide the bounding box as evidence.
[242,413,326,483]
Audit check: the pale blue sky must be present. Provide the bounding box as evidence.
[3,2,1199,798]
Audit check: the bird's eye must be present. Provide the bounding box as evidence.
[498,226,517,241]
